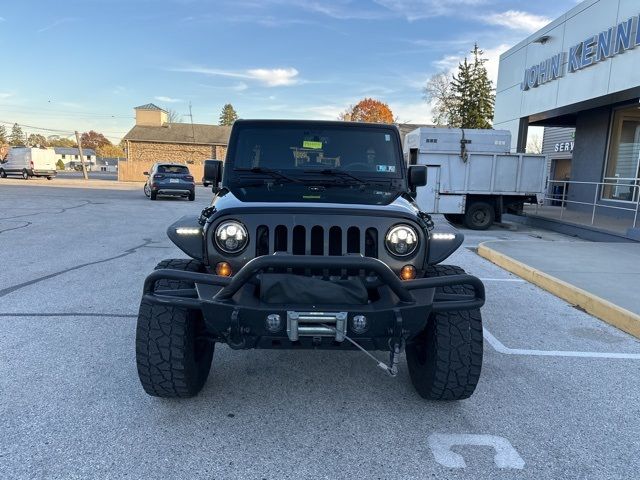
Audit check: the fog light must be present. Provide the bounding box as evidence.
[351,315,368,333]
[266,314,282,332]
[216,262,232,277]
[400,265,416,280]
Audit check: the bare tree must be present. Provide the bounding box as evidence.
[423,72,460,126]
[526,133,543,154]
[166,109,182,123]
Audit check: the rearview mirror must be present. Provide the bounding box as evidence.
[204,159,223,192]
[408,165,427,188]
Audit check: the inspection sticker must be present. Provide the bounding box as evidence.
[377,165,396,172]
[385,134,391,141]
[303,140,323,149]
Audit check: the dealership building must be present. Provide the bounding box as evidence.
[494,0,640,240]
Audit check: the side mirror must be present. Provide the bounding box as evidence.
[408,165,427,188]
[204,159,223,192]
[143,171,149,176]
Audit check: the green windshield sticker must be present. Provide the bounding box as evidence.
[303,140,323,149]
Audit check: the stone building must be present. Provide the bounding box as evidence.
[120,103,231,182]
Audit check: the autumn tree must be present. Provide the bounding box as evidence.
[80,130,111,151]
[48,137,77,148]
[27,133,48,147]
[96,143,125,158]
[9,123,25,145]
[219,103,238,126]
[340,98,394,123]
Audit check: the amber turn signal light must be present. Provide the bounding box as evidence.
[216,262,233,277]
[400,265,416,280]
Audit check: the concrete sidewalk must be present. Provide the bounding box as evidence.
[478,241,640,338]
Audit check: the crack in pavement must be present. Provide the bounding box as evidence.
[0,221,32,234]
[0,239,159,298]
[0,313,137,318]
[0,199,99,220]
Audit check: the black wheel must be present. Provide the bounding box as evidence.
[46,176,53,180]
[463,201,494,230]
[188,192,195,201]
[150,190,157,201]
[406,264,483,400]
[444,214,464,224]
[143,183,151,198]
[22,170,29,180]
[0,169,6,178]
[136,258,213,398]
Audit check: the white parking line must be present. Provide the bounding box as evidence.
[483,328,640,359]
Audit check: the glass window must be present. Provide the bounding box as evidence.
[603,106,640,202]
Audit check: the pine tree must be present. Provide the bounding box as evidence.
[219,104,238,126]
[450,44,495,129]
[9,123,25,146]
[0,124,7,144]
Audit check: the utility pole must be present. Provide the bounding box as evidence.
[75,131,89,180]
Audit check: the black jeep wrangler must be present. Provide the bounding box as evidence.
[136,120,485,401]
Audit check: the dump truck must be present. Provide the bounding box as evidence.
[404,127,546,229]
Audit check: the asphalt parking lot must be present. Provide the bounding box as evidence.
[1,183,639,479]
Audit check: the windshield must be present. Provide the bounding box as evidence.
[231,125,402,178]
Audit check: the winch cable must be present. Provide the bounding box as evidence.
[320,323,400,377]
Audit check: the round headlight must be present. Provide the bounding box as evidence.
[385,224,418,257]
[214,220,249,254]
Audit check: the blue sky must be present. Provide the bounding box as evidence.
[0,0,578,142]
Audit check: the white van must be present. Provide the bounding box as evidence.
[0,147,57,180]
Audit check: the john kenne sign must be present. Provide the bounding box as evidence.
[521,14,640,91]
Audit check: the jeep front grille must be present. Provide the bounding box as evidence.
[255,225,378,258]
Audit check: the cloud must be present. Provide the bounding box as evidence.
[374,0,487,21]
[0,92,13,99]
[483,10,551,33]
[174,66,301,87]
[37,18,75,33]
[430,42,512,83]
[232,82,249,92]
[154,96,182,103]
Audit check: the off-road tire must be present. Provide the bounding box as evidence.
[406,264,483,400]
[463,201,494,230]
[150,190,157,201]
[136,258,214,398]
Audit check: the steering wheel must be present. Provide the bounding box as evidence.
[343,162,372,171]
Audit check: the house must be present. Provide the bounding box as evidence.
[120,103,231,182]
[95,157,120,173]
[53,147,96,170]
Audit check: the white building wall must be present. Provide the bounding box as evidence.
[494,0,640,150]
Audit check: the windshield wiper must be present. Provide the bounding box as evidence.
[234,167,303,184]
[303,168,368,186]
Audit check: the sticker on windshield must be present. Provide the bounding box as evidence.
[303,140,323,149]
[385,134,391,142]
[377,165,396,172]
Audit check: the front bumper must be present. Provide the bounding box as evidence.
[141,255,485,350]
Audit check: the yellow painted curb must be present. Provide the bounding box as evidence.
[477,242,640,340]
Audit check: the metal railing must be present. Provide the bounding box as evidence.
[537,178,640,230]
